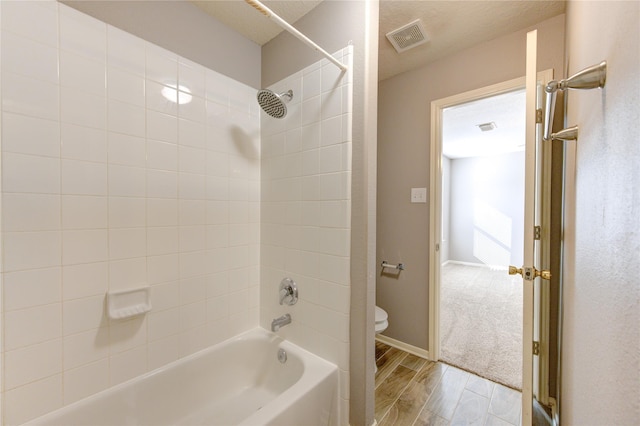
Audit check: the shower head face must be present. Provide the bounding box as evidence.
[257,89,292,119]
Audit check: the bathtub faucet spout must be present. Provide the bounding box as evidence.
[271,314,291,332]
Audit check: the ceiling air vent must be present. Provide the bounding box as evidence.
[477,122,497,132]
[386,19,429,53]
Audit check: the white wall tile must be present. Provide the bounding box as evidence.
[3,193,60,231]
[62,229,108,265]
[146,43,177,87]
[1,31,58,83]
[179,251,207,278]
[178,118,206,148]
[148,334,181,371]
[4,303,61,351]
[147,139,178,171]
[148,198,178,227]
[180,226,207,252]
[147,254,179,285]
[302,68,321,100]
[108,99,145,137]
[2,72,59,120]
[63,327,109,370]
[61,122,107,163]
[147,170,178,199]
[147,227,179,256]
[179,58,206,99]
[301,122,321,151]
[146,79,178,116]
[180,276,207,305]
[62,195,107,230]
[150,280,181,311]
[59,3,106,62]
[60,50,105,95]
[62,159,108,196]
[109,228,146,260]
[180,300,206,330]
[3,268,61,312]
[61,86,106,129]
[179,199,206,226]
[3,374,62,426]
[4,339,62,390]
[321,90,342,120]
[107,26,145,76]
[0,4,265,416]
[148,307,182,342]
[109,165,146,197]
[2,152,60,194]
[63,262,108,301]
[63,359,109,405]
[207,271,229,298]
[3,231,61,272]
[108,258,147,291]
[301,95,321,127]
[63,295,106,336]
[1,1,58,47]
[179,173,206,200]
[108,132,146,167]
[107,66,145,106]
[109,196,146,228]
[108,316,146,354]
[319,144,343,174]
[109,345,147,386]
[2,112,60,158]
[179,146,207,174]
[147,110,178,143]
[179,95,206,124]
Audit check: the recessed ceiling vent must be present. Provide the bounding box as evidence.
[386,19,429,53]
[477,122,497,132]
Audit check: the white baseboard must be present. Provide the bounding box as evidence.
[446,260,508,270]
[376,334,431,360]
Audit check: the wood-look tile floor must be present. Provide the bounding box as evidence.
[375,341,522,426]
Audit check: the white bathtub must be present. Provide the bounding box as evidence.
[29,328,339,425]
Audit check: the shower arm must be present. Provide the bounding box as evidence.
[245,0,348,72]
[543,61,607,141]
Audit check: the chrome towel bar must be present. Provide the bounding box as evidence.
[543,61,606,141]
[381,261,405,271]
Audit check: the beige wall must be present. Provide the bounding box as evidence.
[263,2,379,425]
[377,14,565,350]
[61,1,261,88]
[562,1,640,423]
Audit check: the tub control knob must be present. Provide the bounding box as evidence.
[279,278,298,306]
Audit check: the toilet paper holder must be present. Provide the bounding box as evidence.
[381,261,405,271]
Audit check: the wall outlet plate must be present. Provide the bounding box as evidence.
[411,187,427,203]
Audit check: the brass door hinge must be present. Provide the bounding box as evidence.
[534,226,541,240]
[533,341,540,356]
[536,108,543,124]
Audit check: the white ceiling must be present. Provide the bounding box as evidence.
[442,89,526,159]
[190,0,566,81]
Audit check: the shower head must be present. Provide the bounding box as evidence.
[257,89,293,119]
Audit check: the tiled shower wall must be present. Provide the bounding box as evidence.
[260,46,353,424]
[0,2,260,424]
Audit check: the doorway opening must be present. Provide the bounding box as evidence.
[439,88,526,389]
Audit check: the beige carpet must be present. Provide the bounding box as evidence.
[440,262,523,390]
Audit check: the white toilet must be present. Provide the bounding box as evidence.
[375,305,389,334]
[375,306,389,373]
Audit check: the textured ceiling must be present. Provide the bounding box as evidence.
[443,88,526,159]
[191,0,566,81]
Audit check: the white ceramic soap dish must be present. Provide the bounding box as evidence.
[107,286,151,320]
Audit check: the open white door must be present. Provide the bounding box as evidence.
[512,29,550,425]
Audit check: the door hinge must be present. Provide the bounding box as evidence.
[534,226,541,240]
[536,108,543,124]
[435,243,440,252]
[533,341,540,356]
